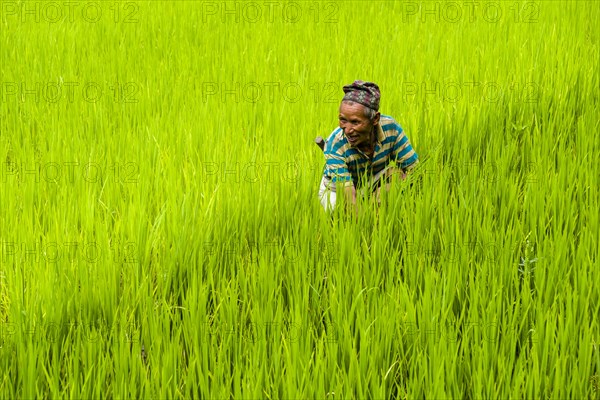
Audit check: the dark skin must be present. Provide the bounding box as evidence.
[337,101,380,210]
[338,101,380,157]
[337,101,410,212]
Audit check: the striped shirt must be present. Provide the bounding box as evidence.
[322,115,418,189]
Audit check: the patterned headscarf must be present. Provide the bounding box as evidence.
[342,80,380,111]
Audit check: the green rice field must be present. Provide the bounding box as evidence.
[1,0,599,398]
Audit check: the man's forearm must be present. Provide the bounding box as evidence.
[343,184,356,203]
[375,160,419,200]
[403,159,419,173]
[341,184,358,214]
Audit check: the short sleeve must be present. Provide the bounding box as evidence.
[392,125,418,170]
[324,136,353,187]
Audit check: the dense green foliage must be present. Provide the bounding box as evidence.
[1,1,598,397]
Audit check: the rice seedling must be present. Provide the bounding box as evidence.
[0,0,598,397]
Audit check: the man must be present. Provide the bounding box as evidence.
[318,80,419,212]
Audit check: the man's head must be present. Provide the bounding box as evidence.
[339,80,381,148]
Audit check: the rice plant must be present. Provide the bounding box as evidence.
[0,0,598,398]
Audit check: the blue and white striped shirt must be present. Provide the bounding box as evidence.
[323,115,418,189]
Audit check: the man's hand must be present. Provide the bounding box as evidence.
[343,184,358,214]
[385,166,408,181]
[374,165,414,203]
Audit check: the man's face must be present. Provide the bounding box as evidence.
[338,101,379,148]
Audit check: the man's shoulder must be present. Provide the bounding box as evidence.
[324,127,346,153]
[379,114,403,132]
[326,126,343,141]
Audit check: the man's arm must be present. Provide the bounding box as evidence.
[392,124,419,173]
[324,137,356,211]
[374,125,419,199]
[340,183,358,213]
[403,158,419,173]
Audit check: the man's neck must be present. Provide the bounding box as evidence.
[358,128,376,156]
